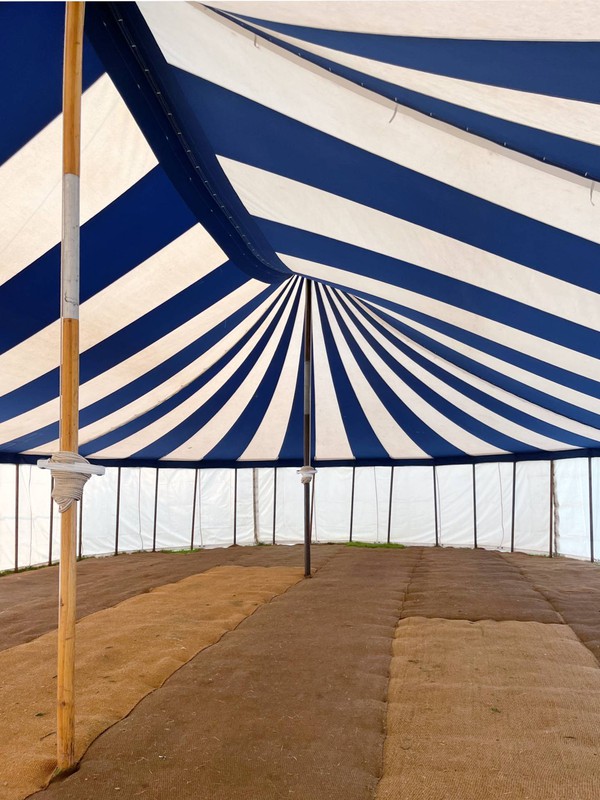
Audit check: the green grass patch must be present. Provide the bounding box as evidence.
[0,562,55,578]
[160,548,202,555]
[345,541,405,549]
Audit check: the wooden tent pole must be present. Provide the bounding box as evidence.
[56,1,85,773]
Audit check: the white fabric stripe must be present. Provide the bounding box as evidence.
[341,294,600,445]
[311,286,353,461]
[0,280,267,448]
[328,289,582,452]
[218,157,599,329]
[245,20,600,148]
[239,282,305,460]
[85,279,296,459]
[361,298,600,417]
[326,290,502,457]
[165,283,302,460]
[280,253,600,381]
[208,1,600,40]
[0,74,157,287]
[0,225,226,397]
[142,3,600,245]
[319,287,427,459]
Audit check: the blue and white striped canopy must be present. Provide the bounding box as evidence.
[1,1,599,467]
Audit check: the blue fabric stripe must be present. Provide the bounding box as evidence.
[0,263,250,424]
[347,295,600,431]
[175,74,600,293]
[0,267,271,453]
[221,10,600,102]
[333,290,534,454]
[0,167,197,357]
[322,287,467,458]
[338,293,600,450]
[203,283,303,461]
[78,280,295,456]
[278,345,304,461]
[128,279,300,460]
[313,287,387,459]
[309,273,600,402]
[260,221,600,360]
[73,279,295,457]
[4,448,600,470]
[0,3,104,165]
[223,18,600,180]
[86,2,289,283]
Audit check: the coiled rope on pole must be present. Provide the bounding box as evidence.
[37,452,105,513]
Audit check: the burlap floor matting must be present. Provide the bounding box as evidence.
[1,565,302,800]
[503,552,600,661]
[33,548,420,800]
[3,546,600,800]
[401,547,561,622]
[377,616,600,800]
[0,544,342,652]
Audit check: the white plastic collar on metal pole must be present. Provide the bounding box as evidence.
[38,452,105,513]
[297,465,317,485]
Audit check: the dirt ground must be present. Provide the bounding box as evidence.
[1,544,599,800]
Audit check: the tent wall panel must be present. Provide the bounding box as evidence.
[311,466,353,543]
[388,465,435,545]
[1,460,599,572]
[435,464,474,548]
[14,464,53,571]
[350,467,394,543]
[271,468,304,544]
[513,460,552,555]
[79,467,119,559]
[554,458,590,560]
[196,468,236,548]
[255,467,275,544]
[233,468,255,546]
[0,464,17,572]
[155,469,197,552]
[592,458,600,562]
[473,462,513,551]
[115,467,157,554]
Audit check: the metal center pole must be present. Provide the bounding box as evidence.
[303,279,313,577]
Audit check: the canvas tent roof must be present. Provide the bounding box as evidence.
[0,0,599,468]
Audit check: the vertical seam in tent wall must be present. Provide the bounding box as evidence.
[510,461,517,552]
[349,465,356,542]
[432,465,439,546]
[497,462,507,550]
[14,465,19,572]
[435,465,442,546]
[78,497,83,559]
[310,471,317,542]
[136,470,144,551]
[115,466,122,556]
[272,467,277,545]
[198,470,204,547]
[48,482,54,566]
[588,457,595,562]
[373,467,380,541]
